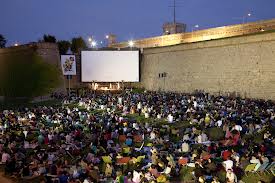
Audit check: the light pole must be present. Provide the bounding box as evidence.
[88,37,93,48]
[191,24,199,39]
[91,41,97,49]
[128,40,134,50]
[104,35,109,47]
[242,13,252,24]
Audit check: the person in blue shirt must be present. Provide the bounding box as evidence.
[59,171,69,183]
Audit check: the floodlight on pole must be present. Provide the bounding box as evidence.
[128,40,134,47]
[242,12,252,24]
[191,24,200,39]
[91,41,97,47]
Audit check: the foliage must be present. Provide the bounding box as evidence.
[0,52,61,101]
[57,40,71,55]
[43,34,56,43]
[71,37,87,53]
[206,127,225,141]
[0,34,7,48]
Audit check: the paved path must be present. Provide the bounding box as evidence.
[0,172,14,183]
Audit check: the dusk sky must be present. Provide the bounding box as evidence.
[2,0,275,46]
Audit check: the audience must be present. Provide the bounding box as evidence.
[0,90,274,183]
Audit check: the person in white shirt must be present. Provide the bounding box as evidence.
[163,165,172,175]
[201,132,208,142]
[168,114,173,123]
[183,134,190,141]
[137,102,142,116]
[118,97,122,105]
[193,100,198,109]
[216,119,223,127]
[145,112,149,119]
[157,114,162,119]
[233,124,242,131]
[181,141,190,153]
[223,159,234,171]
[132,170,142,183]
[250,156,261,171]
[150,131,156,140]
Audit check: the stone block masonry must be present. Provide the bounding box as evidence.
[140,31,275,100]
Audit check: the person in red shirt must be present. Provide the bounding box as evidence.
[222,150,232,161]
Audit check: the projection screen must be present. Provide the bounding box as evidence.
[81,51,139,82]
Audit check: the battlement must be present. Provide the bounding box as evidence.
[109,19,275,49]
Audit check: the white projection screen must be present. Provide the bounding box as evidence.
[81,51,139,82]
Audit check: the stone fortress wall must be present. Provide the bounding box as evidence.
[140,31,275,100]
[110,19,275,49]
[0,43,65,95]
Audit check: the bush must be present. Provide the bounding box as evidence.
[207,127,224,141]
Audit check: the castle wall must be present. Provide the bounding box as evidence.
[140,31,275,100]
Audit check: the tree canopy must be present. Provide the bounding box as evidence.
[43,34,57,43]
[57,40,71,55]
[71,37,87,53]
[0,34,7,48]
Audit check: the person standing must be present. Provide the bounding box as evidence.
[137,102,142,116]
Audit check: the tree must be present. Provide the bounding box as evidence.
[0,34,7,48]
[57,40,71,55]
[71,37,87,53]
[43,34,56,43]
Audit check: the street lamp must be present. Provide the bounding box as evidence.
[91,41,97,48]
[105,35,109,39]
[243,13,252,24]
[128,40,134,48]
[191,24,199,39]
[88,37,92,42]
[14,43,19,46]
[191,24,199,32]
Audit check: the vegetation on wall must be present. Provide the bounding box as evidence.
[0,51,61,100]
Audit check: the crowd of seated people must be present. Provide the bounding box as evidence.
[0,91,274,183]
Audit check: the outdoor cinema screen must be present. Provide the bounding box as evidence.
[81,51,139,82]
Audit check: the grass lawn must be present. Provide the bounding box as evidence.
[241,172,274,183]
[0,99,62,110]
